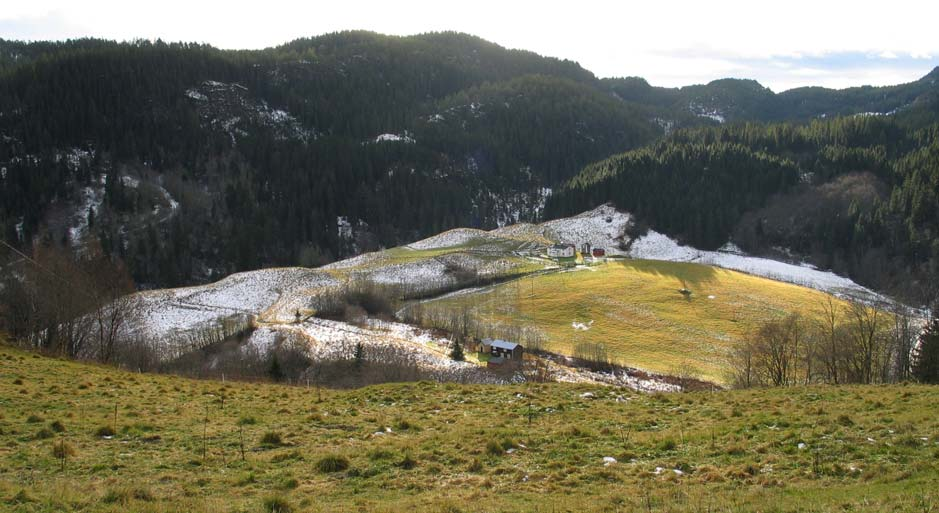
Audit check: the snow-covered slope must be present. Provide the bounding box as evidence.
[628,230,887,305]
[540,204,631,254]
[407,228,491,250]
[131,268,337,344]
[125,203,895,376]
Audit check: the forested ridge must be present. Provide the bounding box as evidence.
[547,114,939,302]
[0,33,657,286]
[1,32,938,297]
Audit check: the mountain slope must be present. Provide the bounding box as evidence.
[604,66,939,125]
[0,34,658,287]
[106,206,889,386]
[0,34,937,292]
[547,116,939,302]
[1,343,938,512]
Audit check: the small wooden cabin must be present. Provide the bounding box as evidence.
[592,248,606,257]
[481,338,524,361]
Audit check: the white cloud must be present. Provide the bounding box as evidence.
[2,0,938,91]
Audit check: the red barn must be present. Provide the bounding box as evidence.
[592,248,606,257]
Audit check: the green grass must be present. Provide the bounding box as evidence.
[1,345,938,512]
[422,259,872,383]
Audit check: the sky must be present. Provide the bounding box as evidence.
[2,0,939,92]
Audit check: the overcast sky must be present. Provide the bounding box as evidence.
[3,0,938,92]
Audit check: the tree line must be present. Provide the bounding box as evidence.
[0,35,656,288]
[547,116,939,302]
[728,298,938,387]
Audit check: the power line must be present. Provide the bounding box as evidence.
[0,239,98,301]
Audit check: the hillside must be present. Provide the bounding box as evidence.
[75,205,892,389]
[415,260,874,383]
[1,35,937,290]
[605,67,939,125]
[0,34,656,288]
[547,118,939,303]
[1,344,938,512]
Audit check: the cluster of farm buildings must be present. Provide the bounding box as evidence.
[546,242,606,266]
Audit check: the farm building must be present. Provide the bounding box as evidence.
[547,243,575,259]
[580,243,592,256]
[481,338,524,361]
[592,247,606,257]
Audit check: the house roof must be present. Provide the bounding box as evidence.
[551,243,574,249]
[484,339,520,351]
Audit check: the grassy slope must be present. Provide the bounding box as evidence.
[422,259,864,382]
[1,345,938,513]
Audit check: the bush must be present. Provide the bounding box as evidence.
[237,416,258,426]
[260,431,284,447]
[101,487,154,504]
[658,438,677,452]
[394,418,418,431]
[279,477,299,490]
[52,440,76,459]
[50,420,66,433]
[33,428,54,440]
[262,495,294,513]
[367,448,396,461]
[467,458,483,472]
[26,414,43,423]
[486,440,504,456]
[397,453,417,470]
[95,425,116,437]
[316,454,349,473]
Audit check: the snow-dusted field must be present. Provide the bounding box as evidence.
[122,202,900,389]
[628,230,888,305]
[130,268,337,342]
[406,228,490,250]
[540,204,631,255]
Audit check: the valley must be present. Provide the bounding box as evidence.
[1,25,938,513]
[109,205,896,389]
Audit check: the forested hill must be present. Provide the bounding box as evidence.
[605,66,939,124]
[0,33,938,292]
[0,33,656,287]
[546,115,939,302]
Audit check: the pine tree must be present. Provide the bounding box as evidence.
[354,342,365,369]
[450,339,465,361]
[268,355,285,382]
[913,311,939,384]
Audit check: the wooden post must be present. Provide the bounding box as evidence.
[202,403,208,461]
[240,424,246,461]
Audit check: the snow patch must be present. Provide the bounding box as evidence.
[407,228,489,250]
[628,230,887,305]
[572,320,594,331]
[541,204,631,255]
[372,132,415,144]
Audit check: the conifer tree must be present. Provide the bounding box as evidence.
[268,355,285,382]
[913,309,939,384]
[354,342,365,369]
[450,340,464,361]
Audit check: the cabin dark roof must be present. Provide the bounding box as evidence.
[484,339,520,351]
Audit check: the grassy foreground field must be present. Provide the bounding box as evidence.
[1,345,938,512]
[421,260,865,382]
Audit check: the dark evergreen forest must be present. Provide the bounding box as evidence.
[1,32,938,299]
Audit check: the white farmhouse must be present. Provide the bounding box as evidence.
[547,243,575,258]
